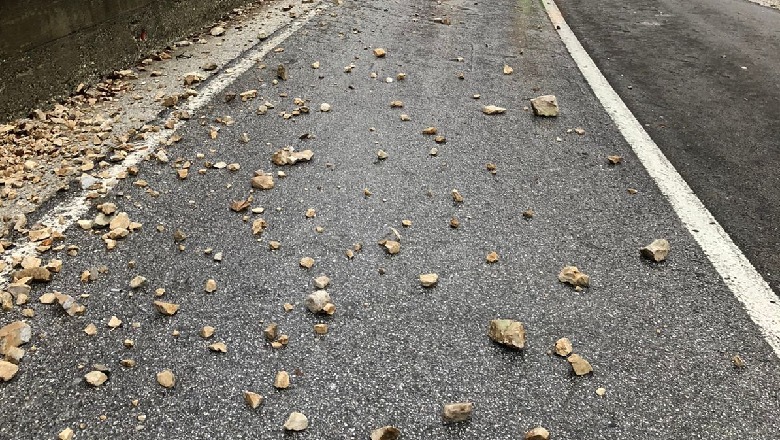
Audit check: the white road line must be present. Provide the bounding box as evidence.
[0,3,327,288]
[542,0,780,356]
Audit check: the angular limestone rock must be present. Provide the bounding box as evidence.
[530,95,559,117]
[244,391,263,408]
[0,360,19,381]
[371,426,401,440]
[525,427,550,440]
[442,402,473,423]
[154,301,180,316]
[157,369,176,388]
[488,319,526,349]
[313,276,330,289]
[568,353,593,376]
[383,240,401,255]
[84,370,109,387]
[305,290,331,313]
[558,266,590,288]
[554,338,573,357]
[420,273,439,287]
[482,105,506,115]
[274,370,290,389]
[251,173,275,190]
[272,148,314,166]
[283,412,309,431]
[640,239,670,262]
[373,48,387,57]
[0,321,31,355]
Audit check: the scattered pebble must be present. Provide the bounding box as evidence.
[488,319,526,349]
[442,402,473,423]
[156,369,175,388]
[283,412,309,431]
[640,239,670,262]
[419,273,439,287]
[558,266,590,288]
[371,426,401,440]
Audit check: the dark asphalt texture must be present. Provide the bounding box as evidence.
[555,0,780,294]
[2,0,780,438]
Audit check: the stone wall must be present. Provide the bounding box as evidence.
[0,0,255,120]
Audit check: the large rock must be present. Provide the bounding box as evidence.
[558,266,590,287]
[0,321,31,355]
[640,239,670,262]
[442,402,473,423]
[0,360,19,381]
[283,412,309,431]
[488,319,526,349]
[305,290,331,313]
[530,95,559,117]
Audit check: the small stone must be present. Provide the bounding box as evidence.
[121,359,136,368]
[107,316,122,328]
[607,155,623,165]
[442,402,473,423]
[129,276,147,289]
[204,279,217,293]
[558,266,590,288]
[486,252,499,263]
[84,323,97,336]
[154,301,180,316]
[263,323,278,341]
[269,241,281,250]
[390,100,404,108]
[525,427,550,440]
[320,103,331,112]
[422,126,438,135]
[434,135,446,144]
[451,189,464,203]
[568,353,593,376]
[371,426,401,440]
[373,48,387,57]
[400,114,411,121]
[277,64,288,80]
[596,387,607,397]
[419,273,439,287]
[300,257,315,269]
[314,324,328,335]
[450,217,460,228]
[530,95,559,117]
[383,240,401,255]
[200,326,215,339]
[732,355,746,369]
[0,360,19,381]
[503,64,514,75]
[305,290,331,313]
[522,209,535,219]
[554,338,573,357]
[482,105,506,115]
[244,391,263,408]
[401,219,412,227]
[274,370,290,389]
[210,26,225,36]
[156,369,175,388]
[314,276,330,289]
[377,149,389,160]
[322,303,336,315]
[640,239,670,262]
[208,342,228,353]
[84,370,109,386]
[488,319,526,349]
[251,173,275,190]
[283,412,309,431]
[58,428,75,440]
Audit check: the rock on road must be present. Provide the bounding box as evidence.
[0,0,779,438]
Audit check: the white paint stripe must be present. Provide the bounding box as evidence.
[0,3,327,288]
[542,0,780,355]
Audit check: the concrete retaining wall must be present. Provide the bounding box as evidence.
[0,0,255,121]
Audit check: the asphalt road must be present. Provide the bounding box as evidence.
[555,0,780,294]
[1,0,780,439]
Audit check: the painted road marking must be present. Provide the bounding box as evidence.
[542,0,780,356]
[0,3,328,287]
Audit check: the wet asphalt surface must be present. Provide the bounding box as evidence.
[555,0,780,294]
[2,0,780,439]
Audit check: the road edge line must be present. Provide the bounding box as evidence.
[0,3,328,287]
[542,0,780,356]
